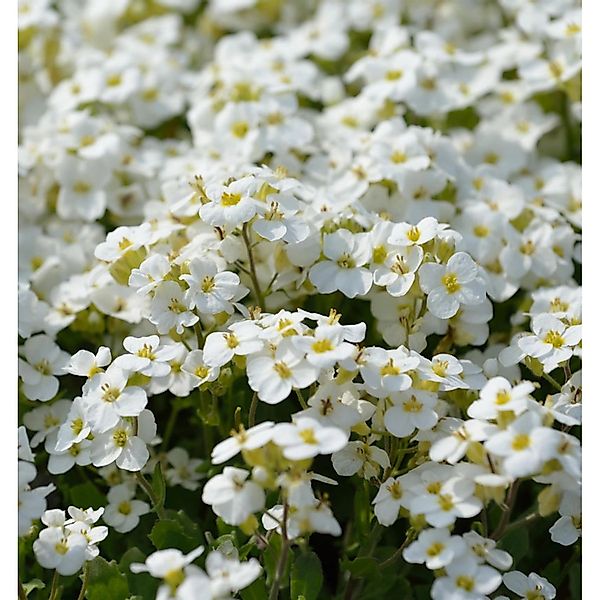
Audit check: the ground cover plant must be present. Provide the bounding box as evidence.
[18,0,581,598]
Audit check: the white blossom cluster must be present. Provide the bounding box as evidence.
[18,0,581,598]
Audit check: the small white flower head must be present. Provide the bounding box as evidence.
[150,281,199,335]
[66,347,111,378]
[130,545,205,598]
[419,252,486,319]
[384,390,439,438]
[403,527,467,570]
[246,340,318,404]
[332,440,390,479]
[309,229,373,298]
[103,482,150,533]
[502,571,556,599]
[203,321,264,368]
[166,447,205,490]
[468,377,535,420]
[113,335,180,378]
[19,334,70,401]
[91,410,156,472]
[431,555,502,599]
[211,421,275,465]
[389,217,443,247]
[84,364,148,433]
[272,417,348,461]
[485,411,558,478]
[202,467,265,526]
[180,258,243,315]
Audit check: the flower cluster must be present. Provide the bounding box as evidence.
[18,0,581,598]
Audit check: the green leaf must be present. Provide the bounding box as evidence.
[343,556,379,578]
[151,462,166,513]
[263,534,282,586]
[498,526,529,564]
[68,481,105,509]
[149,517,200,553]
[290,551,323,600]
[85,557,129,600]
[569,562,582,599]
[239,577,268,600]
[22,579,45,595]
[120,547,159,599]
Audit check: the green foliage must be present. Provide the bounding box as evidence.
[85,557,130,600]
[290,551,323,600]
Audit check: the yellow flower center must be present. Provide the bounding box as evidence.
[312,339,334,353]
[442,273,461,293]
[543,330,565,348]
[512,433,531,451]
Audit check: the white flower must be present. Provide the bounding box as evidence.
[272,417,348,461]
[309,230,373,298]
[485,412,557,478]
[384,390,439,438]
[246,341,318,404]
[332,441,390,479]
[403,527,467,570]
[415,476,482,528]
[84,365,147,432]
[203,321,264,368]
[113,335,180,377]
[180,258,242,315]
[181,349,220,387]
[202,467,265,526]
[517,314,582,372]
[150,281,199,335]
[19,334,69,401]
[166,447,204,490]
[34,524,88,575]
[22,399,71,447]
[467,377,535,420]
[200,177,258,227]
[360,346,419,397]
[462,531,513,570]
[419,252,487,320]
[211,422,275,465]
[66,347,112,378]
[205,551,262,597]
[372,475,414,526]
[388,217,443,247]
[502,571,556,599]
[431,555,502,599]
[103,483,150,533]
[429,418,495,464]
[91,410,156,471]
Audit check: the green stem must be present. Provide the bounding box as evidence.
[249,392,258,427]
[295,389,308,410]
[18,581,27,600]
[491,479,521,540]
[194,322,204,348]
[268,502,290,600]
[241,223,266,311]
[76,564,88,600]
[379,529,416,569]
[136,472,166,519]
[48,570,60,600]
[501,510,541,536]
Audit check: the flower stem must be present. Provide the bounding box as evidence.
[249,392,258,427]
[268,502,290,600]
[491,479,521,540]
[48,570,60,600]
[136,471,166,519]
[241,223,266,311]
[76,564,89,600]
[162,400,182,451]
